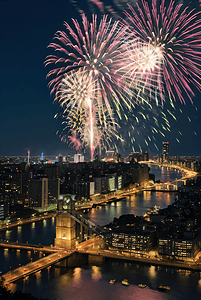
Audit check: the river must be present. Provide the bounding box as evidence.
[1,165,201,300]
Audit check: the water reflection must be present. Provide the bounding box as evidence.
[35,270,41,287]
[16,249,21,259]
[1,166,192,299]
[27,250,31,260]
[73,267,81,284]
[87,191,176,226]
[5,230,11,240]
[149,265,157,279]
[54,267,61,278]
[4,248,9,260]
[17,226,22,235]
[91,266,102,281]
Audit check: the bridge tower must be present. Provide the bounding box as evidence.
[54,195,77,249]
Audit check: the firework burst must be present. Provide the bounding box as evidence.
[56,70,120,159]
[123,0,201,105]
[45,14,132,122]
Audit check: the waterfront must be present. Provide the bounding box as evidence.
[2,165,201,299]
[3,258,201,300]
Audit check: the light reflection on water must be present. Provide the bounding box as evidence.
[1,166,198,299]
[91,265,102,281]
[149,265,157,279]
[73,267,81,284]
[87,191,176,226]
[12,260,201,300]
[5,230,11,240]
[35,270,42,287]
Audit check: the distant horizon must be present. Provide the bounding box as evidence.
[1,153,201,158]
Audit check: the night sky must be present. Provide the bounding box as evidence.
[0,0,201,157]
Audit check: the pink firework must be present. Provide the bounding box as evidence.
[123,0,201,104]
[45,14,131,121]
[68,131,81,151]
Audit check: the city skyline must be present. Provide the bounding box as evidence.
[1,0,201,158]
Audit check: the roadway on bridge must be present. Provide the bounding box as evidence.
[1,237,100,285]
[1,250,73,284]
[0,240,61,253]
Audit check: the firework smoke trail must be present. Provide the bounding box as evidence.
[57,70,97,159]
[87,97,94,161]
[122,0,201,105]
[56,70,120,159]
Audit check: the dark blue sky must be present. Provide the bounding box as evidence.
[0,0,201,157]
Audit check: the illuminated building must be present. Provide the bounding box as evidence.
[0,199,5,220]
[162,141,169,162]
[41,152,44,161]
[55,196,76,249]
[106,150,115,162]
[27,151,30,165]
[28,178,48,208]
[74,154,84,163]
[108,175,116,192]
[105,231,154,253]
[94,177,108,194]
[48,178,60,204]
[73,181,94,200]
[158,235,200,259]
[128,152,149,163]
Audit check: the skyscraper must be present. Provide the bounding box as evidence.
[28,178,48,208]
[162,142,169,162]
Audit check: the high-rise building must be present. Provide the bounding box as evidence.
[28,178,48,208]
[128,152,149,163]
[162,142,169,162]
[106,151,115,162]
[48,178,60,204]
[74,154,84,163]
[27,151,30,165]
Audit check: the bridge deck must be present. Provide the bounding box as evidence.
[1,250,75,284]
[1,237,100,285]
[0,241,60,252]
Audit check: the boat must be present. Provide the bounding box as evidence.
[158,285,170,291]
[122,279,129,286]
[138,283,147,288]
[109,279,116,284]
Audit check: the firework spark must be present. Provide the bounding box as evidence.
[56,70,120,159]
[45,14,132,122]
[123,0,201,104]
[116,99,185,153]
